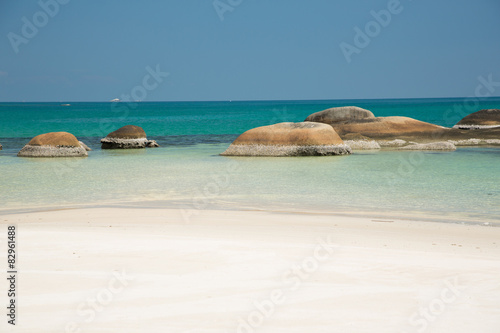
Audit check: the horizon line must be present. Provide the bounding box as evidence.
[1,95,500,103]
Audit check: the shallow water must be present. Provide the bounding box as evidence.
[1,143,499,224]
[1,99,499,223]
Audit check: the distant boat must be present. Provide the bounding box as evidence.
[61,104,71,106]
[110,98,120,102]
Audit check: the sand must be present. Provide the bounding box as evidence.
[0,207,499,333]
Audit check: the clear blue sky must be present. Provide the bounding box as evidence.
[1,0,499,102]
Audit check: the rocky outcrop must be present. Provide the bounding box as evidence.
[305,106,375,124]
[454,109,500,129]
[398,142,456,151]
[101,125,159,149]
[221,122,352,156]
[18,132,88,157]
[303,106,500,145]
[305,107,449,142]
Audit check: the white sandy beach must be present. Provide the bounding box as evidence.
[1,207,499,333]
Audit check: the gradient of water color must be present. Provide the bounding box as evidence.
[0,99,499,224]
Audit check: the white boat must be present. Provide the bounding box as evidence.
[110,98,120,102]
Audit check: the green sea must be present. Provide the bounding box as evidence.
[1,98,499,224]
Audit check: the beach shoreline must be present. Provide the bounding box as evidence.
[1,206,499,332]
[1,199,499,227]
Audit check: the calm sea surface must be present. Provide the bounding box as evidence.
[1,98,499,223]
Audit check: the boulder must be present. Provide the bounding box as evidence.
[221,122,351,156]
[454,109,500,129]
[305,106,375,124]
[399,142,456,151]
[330,116,447,141]
[18,132,88,157]
[101,125,159,149]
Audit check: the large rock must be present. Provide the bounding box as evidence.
[305,106,375,124]
[221,122,352,156]
[101,125,159,149]
[329,116,447,140]
[18,132,88,157]
[454,109,500,129]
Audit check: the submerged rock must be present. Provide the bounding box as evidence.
[101,125,159,149]
[399,142,456,151]
[454,109,500,129]
[18,132,88,157]
[221,122,351,156]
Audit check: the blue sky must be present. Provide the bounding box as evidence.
[1,0,499,102]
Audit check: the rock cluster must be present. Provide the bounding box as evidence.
[303,106,500,148]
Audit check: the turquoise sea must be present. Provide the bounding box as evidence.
[1,98,499,224]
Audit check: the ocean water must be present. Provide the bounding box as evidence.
[1,98,499,224]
